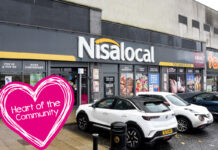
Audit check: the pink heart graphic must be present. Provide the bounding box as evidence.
[0,75,74,149]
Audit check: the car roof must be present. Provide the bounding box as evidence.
[177,92,202,99]
[136,92,173,96]
[103,96,165,103]
[128,96,164,103]
[120,96,165,110]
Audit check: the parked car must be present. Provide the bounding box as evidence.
[178,92,218,117]
[136,92,214,133]
[76,96,178,149]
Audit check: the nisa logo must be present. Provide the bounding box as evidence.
[78,36,155,63]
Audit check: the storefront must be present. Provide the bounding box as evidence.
[0,23,206,106]
[206,50,218,92]
[0,60,46,88]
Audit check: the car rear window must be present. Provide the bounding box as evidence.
[143,102,170,113]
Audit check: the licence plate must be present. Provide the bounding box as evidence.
[162,129,173,135]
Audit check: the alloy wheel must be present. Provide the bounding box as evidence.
[78,115,88,131]
[127,128,140,149]
[177,118,189,132]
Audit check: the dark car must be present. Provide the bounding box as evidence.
[178,92,218,117]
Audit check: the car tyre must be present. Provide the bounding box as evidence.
[126,126,142,150]
[177,117,191,133]
[77,113,90,131]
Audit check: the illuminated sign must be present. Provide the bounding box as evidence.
[78,36,155,63]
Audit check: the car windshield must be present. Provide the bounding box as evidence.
[142,102,170,113]
[166,94,189,106]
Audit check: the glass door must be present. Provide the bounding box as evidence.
[51,67,88,106]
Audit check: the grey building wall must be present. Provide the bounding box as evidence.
[90,9,102,35]
[65,0,218,50]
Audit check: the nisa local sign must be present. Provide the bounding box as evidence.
[78,36,155,63]
[207,51,218,70]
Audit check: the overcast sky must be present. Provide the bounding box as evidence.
[196,0,218,11]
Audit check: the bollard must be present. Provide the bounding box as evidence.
[110,122,127,150]
[92,133,99,150]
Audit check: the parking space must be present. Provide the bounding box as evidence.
[82,120,218,150]
[1,119,218,150]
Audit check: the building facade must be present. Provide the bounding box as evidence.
[0,0,217,107]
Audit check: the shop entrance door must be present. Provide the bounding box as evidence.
[51,67,88,106]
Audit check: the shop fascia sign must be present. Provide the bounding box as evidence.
[78,36,155,63]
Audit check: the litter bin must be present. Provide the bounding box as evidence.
[110,122,127,150]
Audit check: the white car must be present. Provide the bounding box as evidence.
[76,96,178,149]
[137,92,214,133]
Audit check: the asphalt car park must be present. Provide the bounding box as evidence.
[67,120,218,150]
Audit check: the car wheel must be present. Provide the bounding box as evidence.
[77,113,89,131]
[127,126,142,150]
[177,117,191,132]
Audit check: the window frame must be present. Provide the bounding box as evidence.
[95,98,116,109]
[113,98,137,110]
[194,93,214,101]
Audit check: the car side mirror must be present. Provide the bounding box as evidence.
[163,101,170,106]
[92,104,96,108]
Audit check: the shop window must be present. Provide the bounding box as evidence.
[148,66,160,92]
[207,76,217,92]
[148,73,160,92]
[168,68,186,94]
[120,65,134,96]
[194,74,202,92]
[0,74,22,89]
[135,66,148,94]
[136,73,148,93]
[120,73,133,96]
[104,77,115,97]
[24,73,45,86]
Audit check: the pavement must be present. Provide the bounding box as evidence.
[1,117,218,150]
[0,119,108,150]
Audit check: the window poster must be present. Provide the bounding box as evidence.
[207,85,212,92]
[120,73,133,96]
[93,68,99,80]
[169,74,177,93]
[136,73,148,94]
[93,81,99,92]
[148,73,160,92]
[30,74,44,86]
[187,74,195,92]
[5,76,12,85]
[194,74,202,91]
[177,74,186,93]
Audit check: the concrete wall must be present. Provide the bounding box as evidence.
[64,0,218,49]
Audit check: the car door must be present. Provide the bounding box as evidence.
[92,98,116,126]
[106,98,137,125]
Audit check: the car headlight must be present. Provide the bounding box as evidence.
[198,115,205,122]
[184,108,199,113]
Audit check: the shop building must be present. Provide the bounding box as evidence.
[0,22,205,106]
[0,0,216,109]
